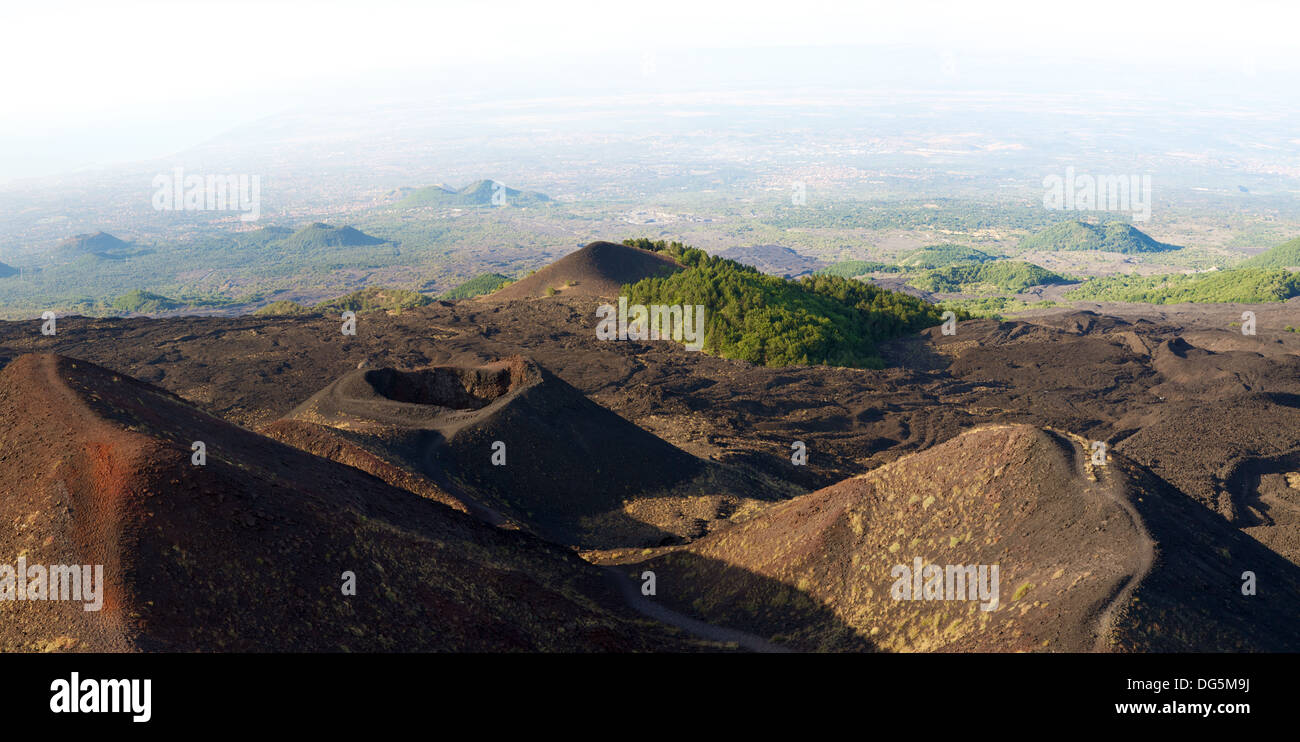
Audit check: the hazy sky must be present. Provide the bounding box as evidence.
[2,0,1297,180]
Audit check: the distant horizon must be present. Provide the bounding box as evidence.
[5,0,1300,681]
[4,0,1300,180]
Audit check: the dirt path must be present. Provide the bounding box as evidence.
[1084,444,1156,653]
[35,354,136,651]
[601,567,793,653]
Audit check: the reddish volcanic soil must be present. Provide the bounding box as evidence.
[3,291,1300,651]
[0,353,711,652]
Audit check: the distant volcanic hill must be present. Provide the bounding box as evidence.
[394,180,551,208]
[109,289,183,314]
[487,241,682,300]
[273,356,722,547]
[283,223,385,250]
[897,243,996,269]
[715,245,826,277]
[0,262,16,278]
[0,353,700,652]
[909,260,1067,294]
[1020,220,1180,254]
[610,424,1300,652]
[56,231,132,256]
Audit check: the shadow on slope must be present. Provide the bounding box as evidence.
[273,356,779,548]
[604,424,1300,652]
[0,353,706,652]
[486,241,681,300]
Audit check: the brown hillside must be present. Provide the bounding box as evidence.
[258,418,475,517]
[486,241,680,300]
[0,353,704,652]
[7,300,1300,652]
[276,356,774,548]
[603,424,1300,652]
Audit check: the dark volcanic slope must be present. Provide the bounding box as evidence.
[56,231,131,256]
[4,303,1300,515]
[0,353,704,652]
[271,356,777,547]
[602,425,1300,652]
[5,299,1300,652]
[1109,335,1300,561]
[487,241,681,300]
[284,222,385,249]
